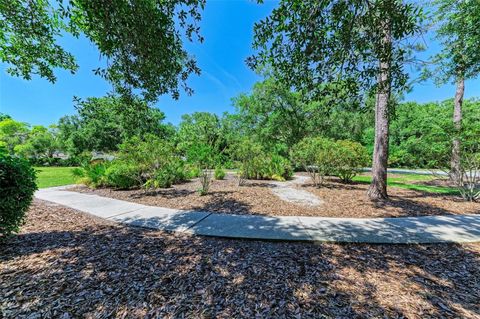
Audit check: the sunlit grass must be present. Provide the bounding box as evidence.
[352,173,459,195]
[34,167,78,188]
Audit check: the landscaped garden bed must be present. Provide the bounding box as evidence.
[1,200,479,318]
[70,172,480,218]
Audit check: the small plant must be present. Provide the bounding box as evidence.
[0,153,37,239]
[72,161,108,188]
[214,166,226,180]
[454,151,480,201]
[186,142,216,195]
[234,138,292,184]
[117,135,187,190]
[198,169,213,195]
[265,154,293,181]
[185,164,201,179]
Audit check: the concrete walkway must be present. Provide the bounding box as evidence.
[270,175,322,207]
[35,186,480,244]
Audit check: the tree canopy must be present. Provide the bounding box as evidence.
[57,95,171,154]
[430,0,480,84]
[248,0,424,102]
[0,0,205,101]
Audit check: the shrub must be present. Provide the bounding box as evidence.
[72,161,108,188]
[198,169,213,195]
[333,140,370,183]
[265,154,293,181]
[451,150,480,202]
[185,164,201,179]
[0,153,37,238]
[233,138,292,184]
[118,135,187,190]
[104,162,141,189]
[214,167,226,180]
[185,142,217,194]
[291,137,336,186]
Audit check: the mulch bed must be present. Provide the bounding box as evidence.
[70,173,480,218]
[1,201,479,318]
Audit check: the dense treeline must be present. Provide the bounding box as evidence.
[2,93,479,170]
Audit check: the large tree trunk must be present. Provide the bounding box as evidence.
[450,77,464,182]
[367,19,392,201]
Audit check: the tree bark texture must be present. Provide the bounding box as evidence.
[367,19,392,201]
[451,77,464,182]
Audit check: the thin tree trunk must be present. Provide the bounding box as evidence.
[367,19,392,201]
[451,77,464,182]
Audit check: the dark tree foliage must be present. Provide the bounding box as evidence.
[0,113,12,121]
[233,78,324,152]
[248,0,423,102]
[0,0,78,82]
[430,0,480,84]
[0,0,205,101]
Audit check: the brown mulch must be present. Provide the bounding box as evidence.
[1,201,480,318]
[70,173,480,218]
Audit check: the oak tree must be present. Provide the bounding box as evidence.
[248,0,423,200]
[0,0,205,101]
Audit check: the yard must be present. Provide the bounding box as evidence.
[71,171,476,218]
[1,200,479,318]
[1,1,480,318]
[34,167,77,189]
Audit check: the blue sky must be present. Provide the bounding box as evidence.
[0,0,479,127]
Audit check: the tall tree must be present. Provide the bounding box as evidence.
[0,0,204,101]
[248,0,423,200]
[232,78,326,152]
[176,112,223,152]
[57,95,170,154]
[430,0,480,182]
[0,118,29,154]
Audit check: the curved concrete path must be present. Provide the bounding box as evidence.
[35,186,480,244]
[270,175,322,207]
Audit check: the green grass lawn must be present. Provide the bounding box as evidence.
[352,173,459,195]
[34,167,78,189]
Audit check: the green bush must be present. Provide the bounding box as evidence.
[214,167,226,180]
[104,162,141,189]
[118,135,187,190]
[72,161,108,188]
[144,160,189,189]
[332,140,369,183]
[185,164,201,179]
[233,138,292,183]
[291,137,336,186]
[264,154,293,181]
[0,153,37,238]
